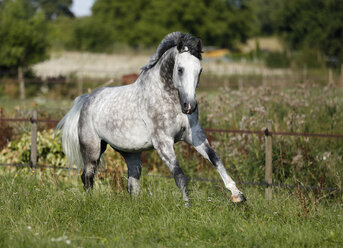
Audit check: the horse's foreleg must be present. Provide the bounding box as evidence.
[120,152,142,195]
[153,137,189,204]
[187,123,246,203]
[195,141,246,202]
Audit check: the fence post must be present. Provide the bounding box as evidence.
[265,120,273,200]
[238,78,243,90]
[328,68,334,86]
[78,77,83,95]
[30,110,37,171]
[303,65,307,82]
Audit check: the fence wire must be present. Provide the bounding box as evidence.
[1,118,343,139]
[1,116,343,195]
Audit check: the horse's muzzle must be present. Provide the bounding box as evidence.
[182,100,197,115]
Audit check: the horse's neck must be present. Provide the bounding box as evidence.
[137,68,179,110]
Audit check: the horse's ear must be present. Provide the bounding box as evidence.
[197,38,203,53]
[177,38,183,52]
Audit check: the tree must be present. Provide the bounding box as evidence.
[278,0,343,63]
[91,0,254,49]
[0,0,49,100]
[36,0,74,20]
[67,17,114,52]
[249,0,282,35]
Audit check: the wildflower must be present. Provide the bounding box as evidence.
[323,152,331,161]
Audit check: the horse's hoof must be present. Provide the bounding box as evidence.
[231,193,246,203]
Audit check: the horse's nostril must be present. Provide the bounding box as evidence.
[183,102,187,109]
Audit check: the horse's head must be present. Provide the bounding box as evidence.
[173,37,202,115]
[142,32,203,114]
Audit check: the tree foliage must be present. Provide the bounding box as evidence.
[278,0,343,62]
[67,17,114,52]
[89,0,254,49]
[0,0,49,68]
[249,0,282,35]
[35,0,74,20]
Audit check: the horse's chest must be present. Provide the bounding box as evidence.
[151,111,187,138]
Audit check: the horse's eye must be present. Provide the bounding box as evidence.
[178,67,184,75]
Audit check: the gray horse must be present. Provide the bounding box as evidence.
[56,32,246,204]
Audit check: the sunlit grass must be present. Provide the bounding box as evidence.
[0,170,342,247]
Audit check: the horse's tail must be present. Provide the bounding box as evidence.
[55,94,89,170]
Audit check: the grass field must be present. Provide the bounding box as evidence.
[1,54,343,247]
[0,169,342,248]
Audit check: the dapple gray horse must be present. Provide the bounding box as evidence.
[57,32,246,204]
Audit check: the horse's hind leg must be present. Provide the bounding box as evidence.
[120,152,142,195]
[80,134,106,191]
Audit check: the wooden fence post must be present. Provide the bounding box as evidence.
[30,110,37,171]
[78,77,83,95]
[238,78,243,90]
[328,68,334,86]
[265,120,273,200]
[303,65,307,82]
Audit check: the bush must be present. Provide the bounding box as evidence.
[66,17,114,53]
[0,129,65,167]
[292,48,325,68]
[265,51,290,68]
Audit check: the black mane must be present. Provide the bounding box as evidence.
[141,32,202,71]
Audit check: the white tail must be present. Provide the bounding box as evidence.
[56,94,89,169]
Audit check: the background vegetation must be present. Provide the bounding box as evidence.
[1,0,343,246]
[1,0,342,68]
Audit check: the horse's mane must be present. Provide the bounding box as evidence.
[141,32,202,71]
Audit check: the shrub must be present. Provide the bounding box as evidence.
[265,51,290,68]
[0,129,65,167]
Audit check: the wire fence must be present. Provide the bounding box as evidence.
[1,113,343,197]
[2,117,343,139]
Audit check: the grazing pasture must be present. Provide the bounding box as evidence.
[1,54,343,247]
[0,170,342,248]
[1,84,343,247]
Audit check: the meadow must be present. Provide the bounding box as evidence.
[0,169,342,248]
[1,52,343,247]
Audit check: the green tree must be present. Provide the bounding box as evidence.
[0,0,49,100]
[249,0,282,35]
[36,0,74,20]
[67,17,114,52]
[278,0,343,63]
[91,0,253,49]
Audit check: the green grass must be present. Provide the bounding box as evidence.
[0,169,342,247]
[1,77,343,247]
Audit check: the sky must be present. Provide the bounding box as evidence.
[70,0,95,17]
